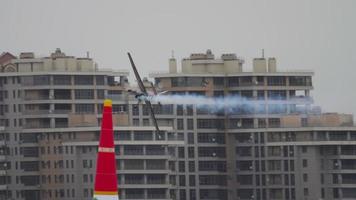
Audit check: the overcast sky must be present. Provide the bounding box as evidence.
[1,0,355,115]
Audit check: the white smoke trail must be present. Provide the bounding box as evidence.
[146,94,311,114]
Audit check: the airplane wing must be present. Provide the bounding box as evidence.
[128,52,160,133]
[145,100,160,133]
[127,53,147,94]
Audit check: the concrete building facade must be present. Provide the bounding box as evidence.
[0,49,182,200]
[0,49,355,200]
[150,50,356,200]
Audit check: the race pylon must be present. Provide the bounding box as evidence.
[93,99,119,200]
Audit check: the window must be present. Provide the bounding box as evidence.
[134,131,152,141]
[179,189,186,200]
[74,75,93,85]
[186,105,193,116]
[75,90,94,99]
[187,133,194,144]
[171,77,186,87]
[189,161,195,172]
[132,105,139,116]
[189,189,196,200]
[33,75,50,85]
[95,76,105,85]
[213,91,224,97]
[228,77,239,87]
[188,147,195,158]
[177,105,183,115]
[53,75,71,85]
[198,147,226,158]
[178,147,185,158]
[179,161,185,172]
[237,175,253,185]
[236,147,252,157]
[179,175,186,186]
[268,118,280,128]
[124,146,143,155]
[303,173,308,182]
[268,160,281,171]
[114,131,131,140]
[97,90,105,99]
[112,105,127,113]
[237,161,253,171]
[83,174,88,183]
[213,77,224,86]
[333,188,339,198]
[189,175,195,186]
[198,133,225,144]
[240,76,253,86]
[199,175,227,186]
[197,119,225,129]
[302,159,308,168]
[302,146,307,153]
[289,76,311,86]
[267,76,286,86]
[177,119,184,130]
[75,104,94,114]
[187,119,194,130]
[270,92,287,103]
[198,161,226,172]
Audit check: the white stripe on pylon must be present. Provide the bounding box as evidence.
[93,194,119,200]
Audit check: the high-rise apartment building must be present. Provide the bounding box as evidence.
[0,49,182,200]
[0,49,355,200]
[150,50,355,200]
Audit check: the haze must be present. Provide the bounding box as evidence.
[1,0,355,115]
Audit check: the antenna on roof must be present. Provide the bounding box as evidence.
[171,50,175,59]
[86,51,90,58]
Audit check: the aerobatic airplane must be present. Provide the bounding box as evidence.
[127,52,163,134]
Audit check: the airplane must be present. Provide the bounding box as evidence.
[127,53,164,136]
[93,99,119,200]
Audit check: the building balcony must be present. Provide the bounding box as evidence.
[125,193,145,199]
[22,110,51,115]
[23,124,51,129]
[147,194,167,199]
[24,95,49,101]
[55,122,68,128]
[53,109,71,114]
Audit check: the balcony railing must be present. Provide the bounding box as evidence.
[23,124,51,129]
[125,179,144,184]
[23,110,51,115]
[24,95,49,100]
[126,194,144,199]
[147,194,166,199]
[55,123,68,128]
[147,179,166,184]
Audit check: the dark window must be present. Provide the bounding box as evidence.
[75,104,94,114]
[74,76,93,85]
[302,159,308,168]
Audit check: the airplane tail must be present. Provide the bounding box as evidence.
[93,99,119,200]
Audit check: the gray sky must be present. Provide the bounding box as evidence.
[1,0,355,115]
